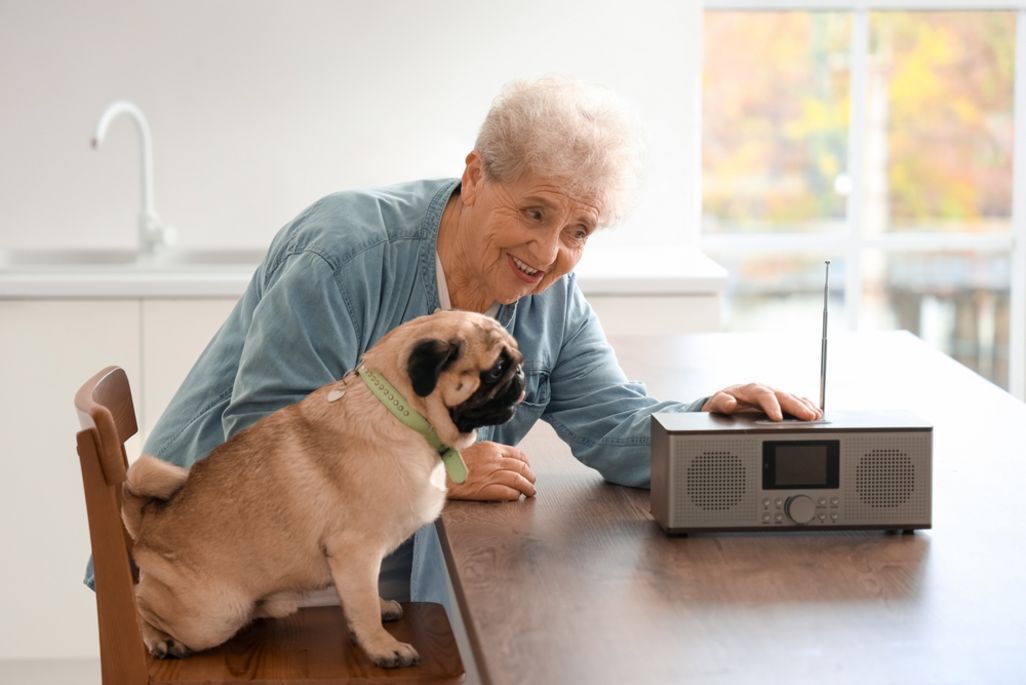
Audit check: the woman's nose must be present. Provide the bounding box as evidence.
[529,228,561,266]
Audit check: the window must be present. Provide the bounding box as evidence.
[701,3,1023,396]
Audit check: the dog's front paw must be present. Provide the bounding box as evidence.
[380,598,403,622]
[366,640,420,668]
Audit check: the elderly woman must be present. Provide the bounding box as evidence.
[86,78,820,603]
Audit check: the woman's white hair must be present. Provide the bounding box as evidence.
[474,76,642,227]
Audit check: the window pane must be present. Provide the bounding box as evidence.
[870,11,1016,233]
[702,12,851,234]
[862,251,1010,388]
[710,252,846,333]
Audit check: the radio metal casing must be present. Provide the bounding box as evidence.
[651,410,932,534]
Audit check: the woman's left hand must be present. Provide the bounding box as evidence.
[702,383,822,421]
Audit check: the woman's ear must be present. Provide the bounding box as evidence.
[460,151,485,206]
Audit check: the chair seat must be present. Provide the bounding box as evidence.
[147,604,463,684]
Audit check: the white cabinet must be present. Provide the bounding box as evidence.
[574,244,726,335]
[587,295,720,336]
[0,300,140,660]
[0,297,236,663]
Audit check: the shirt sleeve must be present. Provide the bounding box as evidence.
[543,281,706,489]
[223,250,365,438]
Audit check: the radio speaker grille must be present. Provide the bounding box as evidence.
[856,449,914,507]
[673,440,757,524]
[843,435,930,522]
[687,452,746,510]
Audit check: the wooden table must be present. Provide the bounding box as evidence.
[437,331,1026,685]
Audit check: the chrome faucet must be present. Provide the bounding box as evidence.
[92,101,177,255]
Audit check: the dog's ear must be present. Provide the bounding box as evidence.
[407,338,462,397]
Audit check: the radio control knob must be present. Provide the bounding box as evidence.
[785,495,816,525]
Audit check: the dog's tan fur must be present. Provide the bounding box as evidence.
[122,310,523,667]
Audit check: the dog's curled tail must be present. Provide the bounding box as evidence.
[122,455,189,540]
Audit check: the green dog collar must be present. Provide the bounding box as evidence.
[356,365,468,484]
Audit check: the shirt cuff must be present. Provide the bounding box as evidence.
[685,396,709,412]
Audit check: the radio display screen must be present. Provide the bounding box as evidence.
[762,440,840,489]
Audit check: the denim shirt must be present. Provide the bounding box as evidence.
[85,178,705,602]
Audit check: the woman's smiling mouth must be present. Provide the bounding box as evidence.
[507,254,544,283]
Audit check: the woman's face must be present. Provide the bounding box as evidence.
[458,154,601,306]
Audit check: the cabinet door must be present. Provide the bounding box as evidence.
[140,299,238,441]
[586,295,721,336]
[0,299,140,660]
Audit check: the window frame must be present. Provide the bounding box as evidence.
[699,1,1026,399]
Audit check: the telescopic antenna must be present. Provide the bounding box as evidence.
[819,260,831,413]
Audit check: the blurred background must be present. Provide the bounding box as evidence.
[2,2,1022,395]
[701,5,1022,396]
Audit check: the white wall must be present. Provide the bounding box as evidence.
[0,0,702,254]
[0,0,702,662]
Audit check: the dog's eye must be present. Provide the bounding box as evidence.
[483,359,505,383]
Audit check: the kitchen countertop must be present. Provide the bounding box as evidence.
[0,244,727,299]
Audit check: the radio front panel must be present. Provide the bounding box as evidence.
[651,413,932,534]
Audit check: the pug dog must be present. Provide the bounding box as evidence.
[121,310,525,667]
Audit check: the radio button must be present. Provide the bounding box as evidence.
[763,514,771,523]
[831,498,840,507]
[775,498,783,508]
[818,498,827,506]
[785,495,816,525]
[763,499,771,508]
[775,513,783,523]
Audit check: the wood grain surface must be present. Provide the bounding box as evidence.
[438,331,1026,685]
[147,604,463,684]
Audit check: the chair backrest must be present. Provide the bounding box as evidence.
[75,366,150,685]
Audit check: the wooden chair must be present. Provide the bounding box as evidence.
[75,365,464,685]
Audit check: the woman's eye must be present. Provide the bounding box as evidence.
[565,226,589,244]
[524,209,543,222]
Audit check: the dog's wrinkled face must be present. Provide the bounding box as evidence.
[390,311,524,442]
[447,345,524,432]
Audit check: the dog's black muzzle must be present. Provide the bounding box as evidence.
[450,363,525,434]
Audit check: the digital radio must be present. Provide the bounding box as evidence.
[650,261,933,534]
[650,410,932,533]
